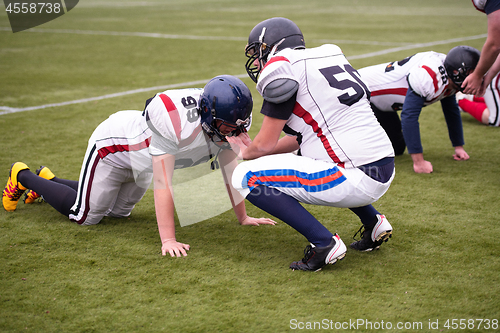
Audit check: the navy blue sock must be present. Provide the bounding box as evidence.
[18,169,77,217]
[349,205,379,226]
[246,186,333,247]
[52,177,79,191]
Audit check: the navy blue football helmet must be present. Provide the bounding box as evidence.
[444,45,480,91]
[198,75,253,143]
[245,17,305,83]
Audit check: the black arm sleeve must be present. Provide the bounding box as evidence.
[260,91,297,120]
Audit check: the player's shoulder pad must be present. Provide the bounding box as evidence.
[408,65,437,98]
[262,78,299,104]
[406,74,424,98]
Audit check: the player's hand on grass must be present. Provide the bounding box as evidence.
[240,216,277,226]
[453,146,470,161]
[413,160,433,173]
[411,153,433,173]
[161,239,190,257]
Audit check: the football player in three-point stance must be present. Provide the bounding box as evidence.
[227,17,395,271]
[146,75,274,257]
[2,75,274,257]
[357,45,480,173]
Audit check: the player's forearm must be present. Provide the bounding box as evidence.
[401,113,423,154]
[154,189,177,241]
[400,90,425,154]
[218,150,247,223]
[152,154,177,241]
[476,12,500,78]
[241,142,275,160]
[242,115,287,160]
[233,200,248,224]
[271,136,300,154]
[484,54,500,86]
[440,97,465,147]
[474,44,500,79]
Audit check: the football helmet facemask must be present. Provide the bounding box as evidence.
[444,45,480,91]
[245,17,305,83]
[198,75,253,144]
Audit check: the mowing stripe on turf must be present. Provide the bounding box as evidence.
[0,32,487,116]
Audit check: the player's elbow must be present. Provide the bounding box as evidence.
[243,140,277,160]
[255,140,277,155]
[153,179,167,190]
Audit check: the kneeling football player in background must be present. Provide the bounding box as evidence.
[357,45,480,173]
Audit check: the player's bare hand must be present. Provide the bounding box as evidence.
[237,131,252,146]
[161,239,190,257]
[476,82,488,97]
[461,73,483,96]
[240,216,277,226]
[410,153,433,173]
[413,160,433,173]
[226,135,249,159]
[453,146,470,161]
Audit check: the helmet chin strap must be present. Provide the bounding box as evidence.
[269,38,285,58]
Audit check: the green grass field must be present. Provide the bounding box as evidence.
[1,0,499,332]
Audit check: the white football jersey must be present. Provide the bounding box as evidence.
[92,110,152,173]
[484,72,500,126]
[358,51,457,112]
[257,44,394,168]
[145,88,218,169]
[472,0,487,12]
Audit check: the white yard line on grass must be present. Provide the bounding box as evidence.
[0,31,486,116]
[0,77,244,115]
[0,27,407,45]
[348,34,487,60]
[0,27,249,41]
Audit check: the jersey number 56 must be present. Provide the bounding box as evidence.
[319,64,370,106]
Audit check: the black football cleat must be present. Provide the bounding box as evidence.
[350,214,392,252]
[290,234,347,272]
